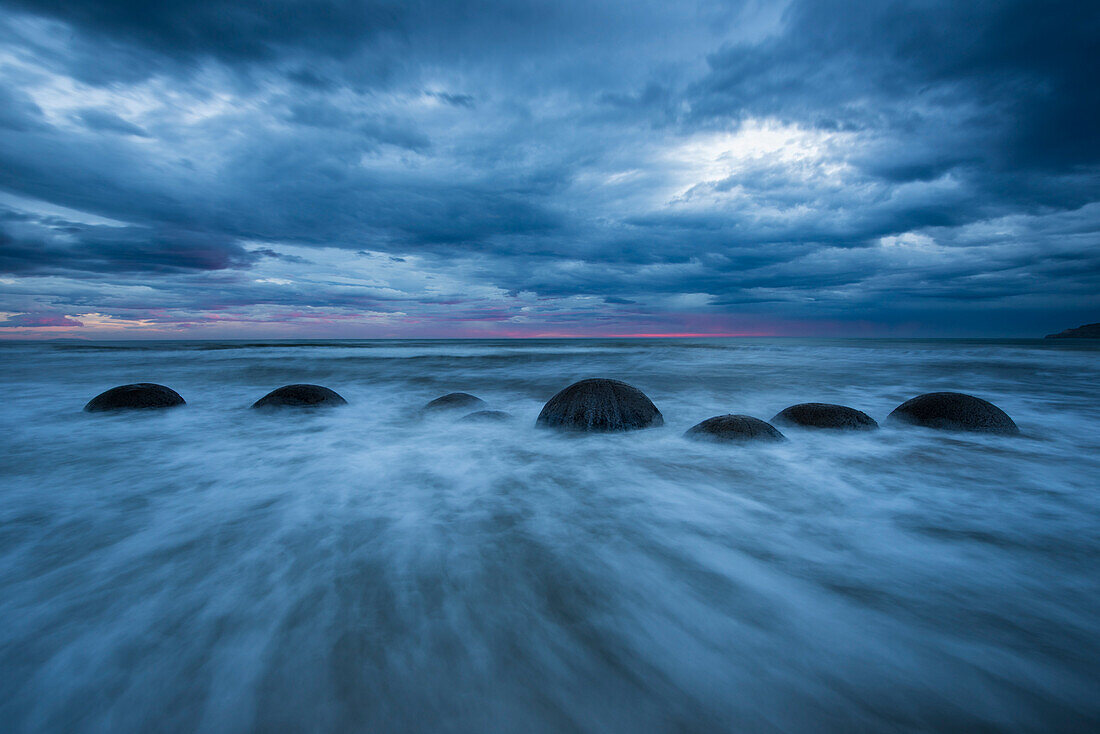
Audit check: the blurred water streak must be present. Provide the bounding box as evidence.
[1,338,1098,732]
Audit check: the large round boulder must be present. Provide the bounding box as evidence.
[536,378,663,432]
[84,383,186,412]
[251,384,347,409]
[684,415,785,443]
[771,402,878,431]
[423,392,486,413]
[886,392,1019,434]
[458,410,514,423]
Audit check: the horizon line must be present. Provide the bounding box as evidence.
[0,333,1058,342]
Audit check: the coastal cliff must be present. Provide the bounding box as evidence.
[1045,323,1100,339]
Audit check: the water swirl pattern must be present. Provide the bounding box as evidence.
[2,338,1098,732]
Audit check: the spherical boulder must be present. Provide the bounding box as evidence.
[84,383,186,412]
[536,378,663,432]
[251,384,347,409]
[458,410,514,423]
[684,415,785,443]
[886,392,1019,434]
[423,392,486,413]
[771,402,878,431]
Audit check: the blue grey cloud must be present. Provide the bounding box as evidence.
[0,0,1097,336]
[73,108,150,137]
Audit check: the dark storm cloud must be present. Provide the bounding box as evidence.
[250,248,312,264]
[0,0,674,89]
[2,0,407,66]
[277,98,430,151]
[694,0,1100,186]
[0,209,261,273]
[0,112,560,253]
[0,0,1097,335]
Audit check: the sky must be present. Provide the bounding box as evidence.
[0,0,1097,339]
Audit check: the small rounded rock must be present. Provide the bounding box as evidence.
[886,392,1018,434]
[251,384,347,409]
[685,414,785,442]
[536,378,663,432]
[84,383,186,412]
[771,403,878,431]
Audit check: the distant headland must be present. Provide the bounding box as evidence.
[1045,323,1100,339]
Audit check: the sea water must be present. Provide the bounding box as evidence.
[1,338,1098,732]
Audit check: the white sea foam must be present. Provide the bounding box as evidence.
[1,338,1098,731]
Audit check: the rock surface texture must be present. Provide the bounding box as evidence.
[84,383,186,412]
[684,414,786,442]
[536,378,663,432]
[771,403,878,430]
[886,392,1019,434]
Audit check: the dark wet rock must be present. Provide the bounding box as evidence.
[536,378,663,432]
[886,392,1019,434]
[458,410,514,423]
[84,383,185,412]
[771,402,878,431]
[684,415,785,442]
[251,384,347,409]
[423,392,486,413]
[1045,322,1100,339]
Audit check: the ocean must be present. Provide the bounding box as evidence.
[1,338,1098,732]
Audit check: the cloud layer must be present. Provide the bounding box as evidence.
[0,0,1097,337]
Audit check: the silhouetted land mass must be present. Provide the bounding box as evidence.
[1045,323,1100,339]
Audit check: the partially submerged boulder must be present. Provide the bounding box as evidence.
[886,392,1019,434]
[685,415,785,442]
[771,402,878,431]
[536,378,662,432]
[458,410,514,423]
[423,392,486,413]
[251,384,347,409]
[84,383,185,412]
